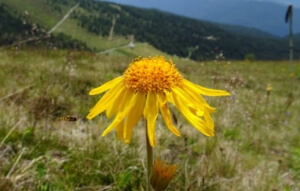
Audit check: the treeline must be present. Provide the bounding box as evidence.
[74,0,296,60]
[0,3,89,50]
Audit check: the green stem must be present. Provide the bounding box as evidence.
[146,121,153,191]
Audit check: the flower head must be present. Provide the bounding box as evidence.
[150,158,178,191]
[87,56,230,146]
[266,85,273,91]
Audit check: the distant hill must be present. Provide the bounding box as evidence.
[0,0,298,60]
[214,23,276,39]
[101,0,300,37]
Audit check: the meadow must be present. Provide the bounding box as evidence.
[0,48,299,191]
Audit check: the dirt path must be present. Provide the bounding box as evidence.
[47,3,79,34]
[108,18,116,40]
[97,43,130,54]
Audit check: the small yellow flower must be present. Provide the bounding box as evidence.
[150,158,178,191]
[266,85,273,91]
[87,56,230,146]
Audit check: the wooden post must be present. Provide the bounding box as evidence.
[286,5,293,73]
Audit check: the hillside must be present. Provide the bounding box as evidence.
[0,3,90,50]
[215,23,276,39]
[102,0,300,37]
[0,0,129,51]
[0,0,298,60]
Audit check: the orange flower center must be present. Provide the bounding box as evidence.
[123,56,183,93]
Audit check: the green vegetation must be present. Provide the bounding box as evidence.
[0,0,128,51]
[72,0,297,60]
[1,0,299,60]
[0,48,299,190]
[0,3,89,50]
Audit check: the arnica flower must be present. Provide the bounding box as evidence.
[266,85,273,91]
[265,84,273,106]
[289,72,295,77]
[87,56,230,146]
[150,158,178,191]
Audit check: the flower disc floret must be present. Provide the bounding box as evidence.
[123,57,183,93]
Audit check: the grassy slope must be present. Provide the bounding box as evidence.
[100,42,175,58]
[0,48,299,190]
[0,0,129,51]
[0,0,64,28]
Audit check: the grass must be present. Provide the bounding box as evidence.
[0,0,67,28]
[101,42,174,58]
[0,47,300,191]
[0,0,130,51]
[54,17,130,51]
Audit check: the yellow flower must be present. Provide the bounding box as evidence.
[87,56,230,146]
[150,158,178,191]
[266,85,273,91]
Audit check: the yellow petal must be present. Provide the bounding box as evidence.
[172,87,194,105]
[87,83,124,119]
[102,112,125,137]
[143,92,159,146]
[203,110,214,130]
[106,87,127,118]
[124,92,146,143]
[172,87,204,116]
[158,93,181,137]
[186,105,204,117]
[116,120,125,140]
[102,90,134,136]
[164,90,174,104]
[89,82,124,112]
[183,79,230,96]
[182,82,216,113]
[172,91,214,136]
[89,76,123,95]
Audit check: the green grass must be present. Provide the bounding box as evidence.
[102,42,174,58]
[0,48,300,190]
[0,0,67,28]
[54,17,129,51]
[0,0,130,51]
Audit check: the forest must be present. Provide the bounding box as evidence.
[1,0,299,60]
[72,0,297,60]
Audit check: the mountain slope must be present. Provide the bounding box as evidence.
[102,0,300,37]
[0,0,129,51]
[214,23,276,38]
[0,3,90,50]
[0,0,297,60]
[77,1,295,60]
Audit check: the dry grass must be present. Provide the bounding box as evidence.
[0,48,299,190]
